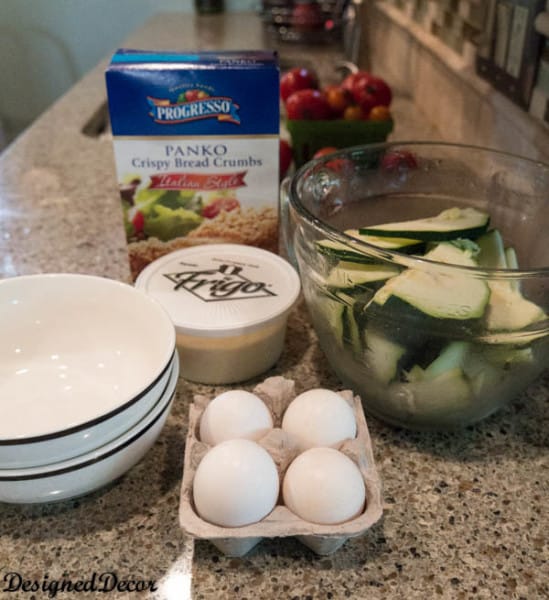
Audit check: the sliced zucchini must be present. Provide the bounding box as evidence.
[351,232,425,254]
[344,305,363,356]
[364,329,406,384]
[477,237,523,293]
[484,344,533,366]
[485,282,546,331]
[504,247,518,270]
[372,243,490,320]
[404,341,470,384]
[316,229,425,263]
[325,261,399,289]
[476,229,507,269]
[474,232,544,330]
[388,367,472,418]
[422,341,470,379]
[446,238,480,257]
[359,207,490,241]
[316,238,373,264]
[313,293,367,355]
[504,247,521,292]
[314,294,346,345]
[332,288,359,306]
[425,241,479,267]
[462,348,506,398]
[405,364,426,383]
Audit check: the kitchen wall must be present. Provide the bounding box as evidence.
[0,0,256,149]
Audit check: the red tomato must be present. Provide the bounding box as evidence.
[280,139,293,180]
[313,147,351,173]
[342,72,392,114]
[132,210,145,234]
[368,105,392,121]
[313,146,339,159]
[201,197,240,219]
[322,84,353,117]
[286,89,331,120]
[343,105,364,120]
[280,67,319,103]
[380,150,418,171]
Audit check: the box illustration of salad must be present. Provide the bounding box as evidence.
[106,50,280,279]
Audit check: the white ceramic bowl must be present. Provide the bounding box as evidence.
[0,350,177,468]
[0,352,179,504]
[0,274,176,467]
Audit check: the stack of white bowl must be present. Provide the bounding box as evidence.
[0,274,178,504]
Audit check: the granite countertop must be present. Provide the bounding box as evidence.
[0,12,547,600]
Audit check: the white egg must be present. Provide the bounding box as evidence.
[281,388,357,450]
[282,447,366,525]
[199,389,273,445]
[192,438,279,527]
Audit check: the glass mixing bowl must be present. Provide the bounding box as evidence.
[281,142,549,430]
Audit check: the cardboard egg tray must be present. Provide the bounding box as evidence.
[178,376,383,556]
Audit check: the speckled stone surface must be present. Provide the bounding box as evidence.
[0,13,547,600]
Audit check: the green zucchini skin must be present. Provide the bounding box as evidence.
[358,207,490,241]
[361,296,480,362]
[324,261,399,291]
[316,229,425,263]
[316,240,376,264]
[343,305,362,356]
[350,232,425,254]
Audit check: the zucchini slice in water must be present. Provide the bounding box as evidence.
[485,282,546,331]
[359,207,490,241]
[405,341,473,383]
[314,294,362,354]
[317,229,425,263]
[476,229,507,269]
[389,368,472,419]
[325,261,399,289]
[364,329,406,384]
[476,230,546,330]
[317,295,346,342]
[372,243,490,320]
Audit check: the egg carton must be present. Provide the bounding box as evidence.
[178,376,383,557]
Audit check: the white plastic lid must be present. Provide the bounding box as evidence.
[135,244,301,338]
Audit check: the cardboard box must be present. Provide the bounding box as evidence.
[179,376,383,557]
[106,50,280,280]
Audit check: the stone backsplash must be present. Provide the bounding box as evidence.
[364,0,549,162]
[384,0,486,58]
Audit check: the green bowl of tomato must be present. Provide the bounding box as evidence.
[286,118,394,167]
[281,67,395,167]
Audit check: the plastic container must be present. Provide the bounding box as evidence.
[135,244,301,384]
[179,376,383,556]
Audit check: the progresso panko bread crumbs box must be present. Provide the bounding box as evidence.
[105,49,280,280]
